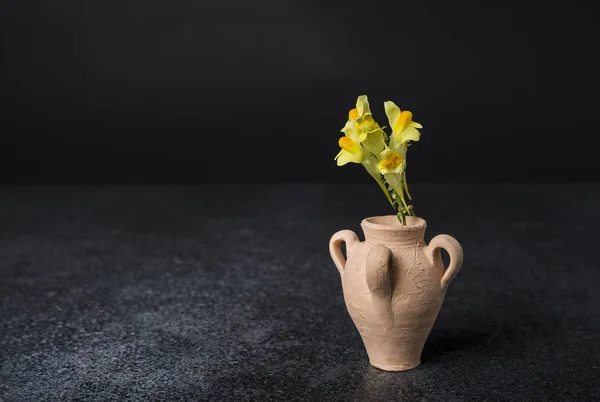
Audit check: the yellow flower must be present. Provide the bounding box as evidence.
[378,146,410,209]
[334,138,392,204]
[335,95,392,205]
[336,115,365,166]
[384,101,422,145]
[344,95,373,141]
[335,136,364,166]
[343,95,385,156]
[353,94,372,117]
[378,147,404,175]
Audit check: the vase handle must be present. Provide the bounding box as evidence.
[427,234,464,291]
[329,230,359,276]
[366,244,393,318]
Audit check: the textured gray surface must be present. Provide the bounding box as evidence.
[1,184,599,401]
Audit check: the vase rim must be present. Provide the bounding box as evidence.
[361,215,427,232]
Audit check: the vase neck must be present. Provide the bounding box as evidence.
[361,215,427,245]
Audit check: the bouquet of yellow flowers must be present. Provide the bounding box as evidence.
[335,95,422,225]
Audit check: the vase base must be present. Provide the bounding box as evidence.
[369,360,421,372]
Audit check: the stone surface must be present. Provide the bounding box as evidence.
[1,184,599,401]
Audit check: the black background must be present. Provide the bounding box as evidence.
[1,0,599,184]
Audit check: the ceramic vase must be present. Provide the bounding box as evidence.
[329,215,463,371]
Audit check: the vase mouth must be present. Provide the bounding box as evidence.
[361,215,427,232]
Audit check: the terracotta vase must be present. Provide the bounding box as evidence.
[329,215,463,371]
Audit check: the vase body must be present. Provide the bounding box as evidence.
[329,215,463,371]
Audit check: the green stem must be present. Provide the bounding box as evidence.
[373,174,394,207]
[402,170,412,200]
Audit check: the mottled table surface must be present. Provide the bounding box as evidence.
[1,184,599,401]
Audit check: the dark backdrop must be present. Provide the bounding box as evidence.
[1,0,599,184]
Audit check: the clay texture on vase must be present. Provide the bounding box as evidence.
[329,215,463,371]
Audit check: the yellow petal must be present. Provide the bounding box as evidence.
[394,111,413,133]
[348,108,359,121]
[378,151,404,174]
[397,126,421,143]
[341,119,360,142]
[356,130,368,143]
[354,115,378,142]
[356,95,371,116]
[337,137,364,164]
[410,121,423,129]
[379,145,393,160]
[362,129,385,155]
[355,114,378,134]
[335,149,363,166]
[336,136,364,165]
[384,101,401,129]
[338,136,360,152]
